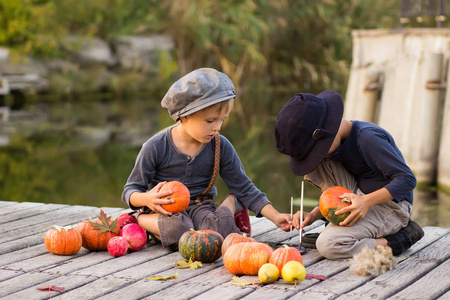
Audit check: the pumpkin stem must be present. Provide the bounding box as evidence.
[283,244,289,249]
[342,197,351,204]
[294,278,298,288]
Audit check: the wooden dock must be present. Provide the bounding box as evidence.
[0,200,448,300]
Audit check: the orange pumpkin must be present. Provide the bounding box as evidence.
[223,242,274,275]
[221,233,256,255]
[319,186,352,225]
[76,210,120,251]
[269,245,303,274]
[44,225,82,255]
[160,181,190,214]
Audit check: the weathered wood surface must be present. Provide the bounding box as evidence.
[0,201,448,300]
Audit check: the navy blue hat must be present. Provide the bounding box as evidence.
[274,90,344,176]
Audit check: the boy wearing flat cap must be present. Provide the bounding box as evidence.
[122,68,291,249]
[275,90,424,259]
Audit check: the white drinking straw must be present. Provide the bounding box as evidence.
[299,181,304,246]
[289,196,293,240]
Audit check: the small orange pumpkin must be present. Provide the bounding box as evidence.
[160,181,190,214]
[221,232,256,255]
[44,225,82,255]
[319,186,352,225]
[76,209,120,251]
[269,245,303,274]
[223,242,274,275]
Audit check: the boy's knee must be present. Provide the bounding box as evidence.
[316,233,352,260]
[316,235,339,259]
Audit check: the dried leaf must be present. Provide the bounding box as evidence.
[305,273,329,280]
[88,209,119,234]
[36,285,65,292]
[397,255,410,263]
[173,259,203,270]
[147,271,179,281]
[229,276,262,287]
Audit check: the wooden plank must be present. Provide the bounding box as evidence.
[0,201,448,300]
[0,271,57,298]
[0,207,124,254]
[188,284,256,300]
[43,276,132,300]
[4,247,91,273]
[0,206,123,243]
[437,290,450,300]
[332,232,450,299]
[289,227,450,300]
[2,274,98,300]
[0,202,44,218]
[68,244,173,278]
[388,258,450,299]
[55,251,220,299]
[238,285,297,300]
[98,259,229,300]
[0,201,18,208]
[255,220,325,246]
[247,218,279,237]
[146,264,253,300]
[0,269,22,282]
[0,244,56,267]
[0,204,75,233]
[0,204,124,234]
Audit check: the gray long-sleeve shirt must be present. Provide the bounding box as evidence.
[122,126,271,216]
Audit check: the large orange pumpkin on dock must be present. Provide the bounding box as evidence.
[160,181,190,214]
[221,232,256,255]
[223,242,274,275]
[269,245,303,274]
[319,186,352,225]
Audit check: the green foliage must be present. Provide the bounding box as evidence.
[0,1,400,210]
[50,0,156,41]
[144,0,398,93]
[0,0,63,57]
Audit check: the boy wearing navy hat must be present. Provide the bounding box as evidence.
[122,68,291,249]
[275,90,424,259]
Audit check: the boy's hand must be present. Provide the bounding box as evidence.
[292,206,322,231]
[260,204,292,231]
[144,182,175,215]
[335,193,370,226]
[275,213,292,231]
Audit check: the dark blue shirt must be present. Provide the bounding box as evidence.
[328,121,416,204]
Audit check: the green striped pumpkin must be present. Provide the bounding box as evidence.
[178,229,224,263]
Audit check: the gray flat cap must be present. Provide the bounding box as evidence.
[161,68,236,121]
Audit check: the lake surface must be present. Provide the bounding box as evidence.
[0,94,448,228]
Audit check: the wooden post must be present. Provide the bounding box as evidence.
[416,51,444,185]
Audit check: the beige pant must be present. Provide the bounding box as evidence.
[305,159,412,259]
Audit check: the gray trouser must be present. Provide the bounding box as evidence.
[156,197,240,248]
[305,159,412,259]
